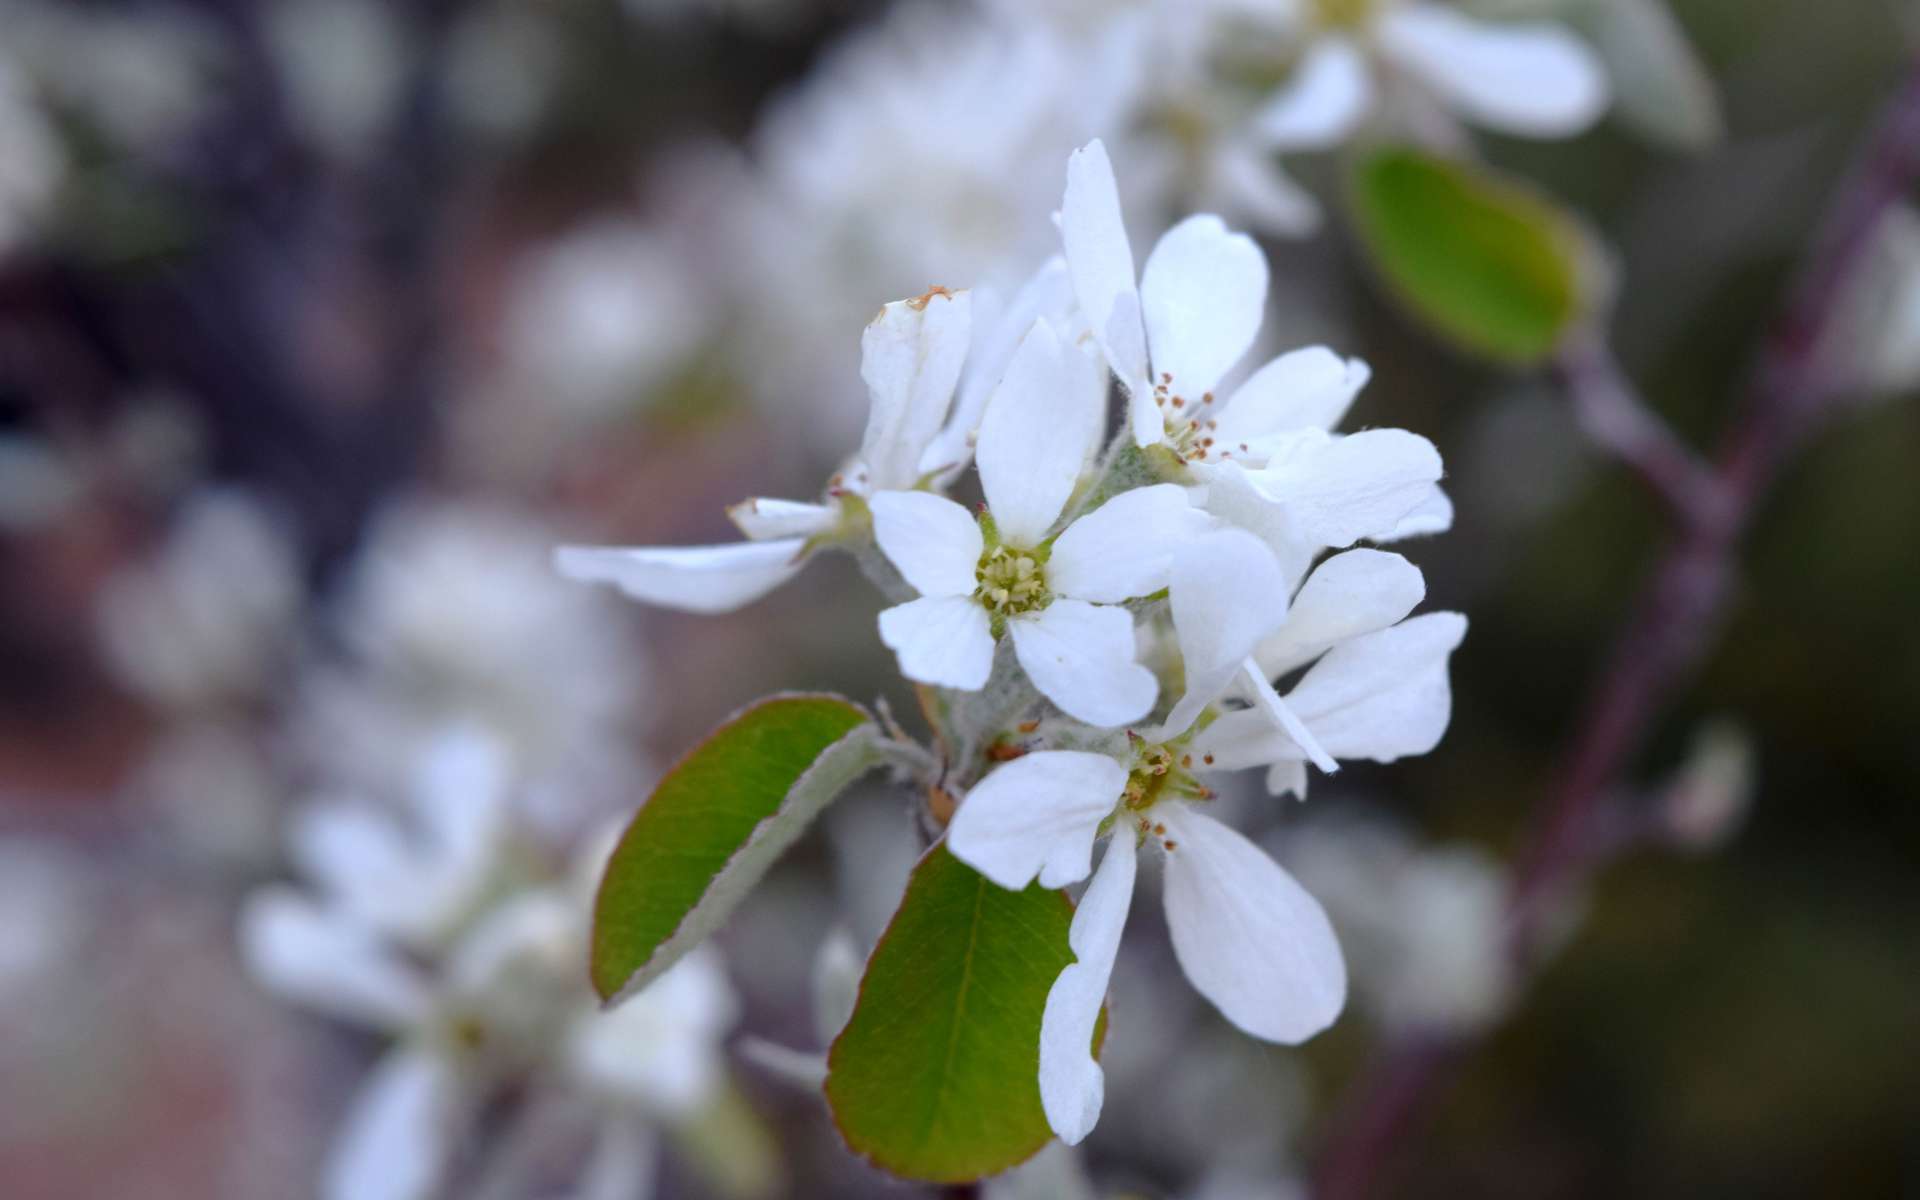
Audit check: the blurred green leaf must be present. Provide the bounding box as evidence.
[591,693,876,1004]
[826,843,1082,1183]
[1348,147,1592,365]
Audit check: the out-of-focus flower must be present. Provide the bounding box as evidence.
[240,729,739,1200]
[501,220,711,421]
[264,0,409,161]
[0,0,219,149]
[1281,816,1514,1034]
[1659,719,1756,853]
[297,498,646,838]
[1826,204,1920,399]
[699,4,1142,444]
[95,489,303,712]
[0,56,63,257]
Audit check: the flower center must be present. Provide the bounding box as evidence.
[974,544,1050,619]
[1151,373,1229,464]
[1312,0,1378,32]
[1120,738,1212,813]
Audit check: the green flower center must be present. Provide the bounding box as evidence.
[975,544,1051,618]
[1313,0,1378,32]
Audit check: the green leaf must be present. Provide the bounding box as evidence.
[592,693,877,1004]
[826,843,1083,1183]
[1348,147,1594,365]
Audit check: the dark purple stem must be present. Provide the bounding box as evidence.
[1313,60,1920,1200]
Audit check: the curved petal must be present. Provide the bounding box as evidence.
[977,319,1103,546]
[1159,806,1346,1044]
[1378,5,1610,138]
[727,497,838,541]
[1061,140,1149,396]
[1382,485,1455,540]
[238,887,430,1030]
[858,290,974,491]
[555,540,806,615]
[1039,833,1136,1145]
[948,751,1126,890]
[1286,612,1467,761]
[322,1048,464,1200]
[878,595,996,690]
[1214,347,1372,450]
[1240,428,1444,550]
[922,258,1077,480]
[1160,529,1290,738]
[869,490,982,597]
[1140,215,1268,402]
[1253,36,1373,149]
[1210,138,1324,238]
[1255,548,1425,677]
[1009,600,1157,728]
[1046,483,1214,604]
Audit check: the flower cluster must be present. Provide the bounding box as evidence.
[564,141,1466,1145]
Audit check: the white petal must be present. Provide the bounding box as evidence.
[1213,347,1372,450]
[1381,485,1455,540]
[1039,834,1137,1145]
[1379,5,1610,138]
[726,497,838,541]
[1255,548,1425,676]
[1254,36,1372,148]
[1242,659,1340,775]
[322,1048,463,1200]
[977,319,1102,545]
[1140,215,1268,401]
[922,260,1077,480]
[1061,140,1149,396]
[1159,806,1346,1044]
[1192,460,1320,588]
[1210,139,1324,238]
[1009,600,1157,728]
[878,595,996,690]
[555,540,806,615]
[1160,530,1290,738]
[868,490,981,597]
[1046,483,1215,604]
[1287,612,1467,761]
[1241,428,1443,549]
[1189,708,1295,773]
[573,1120,660,1200]
[238,887,429,1029]
[858,290,974,491]
[947,751,1128,890]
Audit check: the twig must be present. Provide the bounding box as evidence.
[1553,335,1726,531]
[1311,59,1920,1200]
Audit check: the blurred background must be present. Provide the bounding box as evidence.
[1,0,1916,1197]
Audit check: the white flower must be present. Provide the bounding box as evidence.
[1060,139,1448,569]
[946,745,1345,1145]
[871,315,1219,726]
[557,288,975,614]
[1281,816,1513,1033]
[0,56,62,258]
[94,488,302,711]
[298,499,644,838]
[947,549,1465,1142]
[1246,1,1610,156]
[240,734,738,1200]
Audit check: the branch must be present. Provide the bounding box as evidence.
[1312,58,1920,1200]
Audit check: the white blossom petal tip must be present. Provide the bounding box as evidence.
[554,540,807,614]
[946,751,1128,891]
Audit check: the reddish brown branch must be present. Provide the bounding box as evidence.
[1312,59,1920,1200]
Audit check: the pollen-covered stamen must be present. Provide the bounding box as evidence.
[974,543,1051,617]
[1120,736,1214,815]
[1152,372,1225,463]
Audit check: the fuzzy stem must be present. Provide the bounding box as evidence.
[1311,58,1920,1200]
